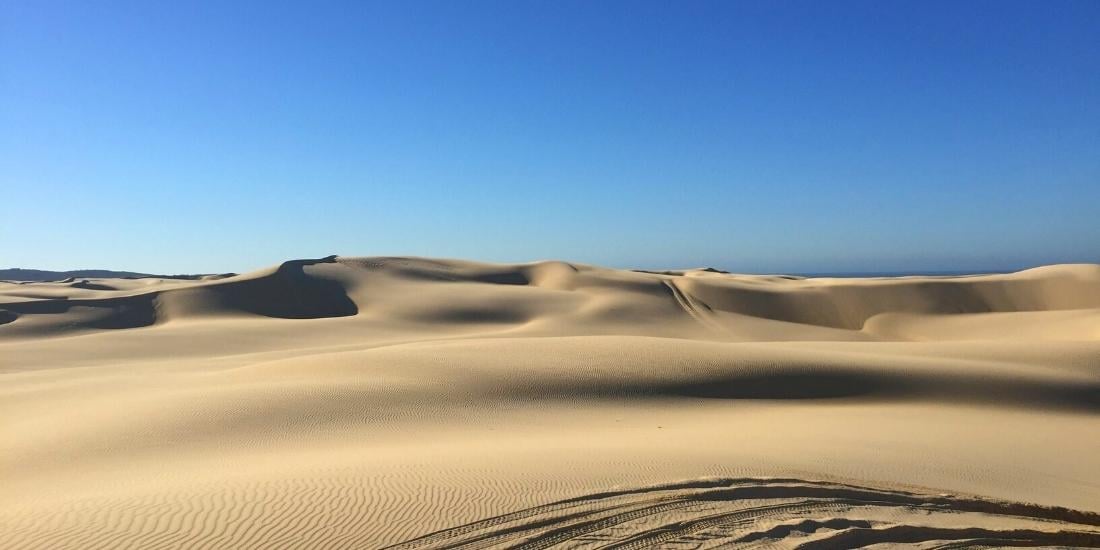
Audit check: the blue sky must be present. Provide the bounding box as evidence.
[2,0,1098,274]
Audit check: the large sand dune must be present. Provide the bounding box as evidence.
[2,257,1099,548]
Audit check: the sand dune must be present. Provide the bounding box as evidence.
[2,257,1099,548]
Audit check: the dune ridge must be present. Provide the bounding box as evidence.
[2,257,1099,548]
[3,256,1098,341]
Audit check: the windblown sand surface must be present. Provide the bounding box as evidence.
[2,256,1099,548]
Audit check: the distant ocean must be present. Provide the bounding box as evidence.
[789,269,1012,278]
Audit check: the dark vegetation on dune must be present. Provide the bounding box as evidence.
[0,267,234,282]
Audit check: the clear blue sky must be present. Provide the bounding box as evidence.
[3,1,1098,274]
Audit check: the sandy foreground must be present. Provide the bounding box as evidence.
[2,256,1099,549]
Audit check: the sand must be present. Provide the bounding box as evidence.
[2,256,1099,548]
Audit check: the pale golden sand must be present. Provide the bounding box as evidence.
[2,257,1099,548]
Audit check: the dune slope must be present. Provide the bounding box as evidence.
[2,257,1099,548]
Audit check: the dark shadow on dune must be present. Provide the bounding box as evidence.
[194,256,358,319]
[71,280,117,291]
[0,294,158,330]
[669,370,1100,413]
[413,307,531,324]
[679,274,1100,330]
[512,366,1100,414]
[473,271,530,285]
[386,266,531,286]
[671,370,894,400]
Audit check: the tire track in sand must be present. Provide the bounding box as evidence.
[385,477,1100,549]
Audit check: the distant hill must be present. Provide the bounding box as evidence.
[0,268,231,282]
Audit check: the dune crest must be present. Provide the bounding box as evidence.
[3,256,1098,342]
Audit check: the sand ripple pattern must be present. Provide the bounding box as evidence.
[386,477,1100,550]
